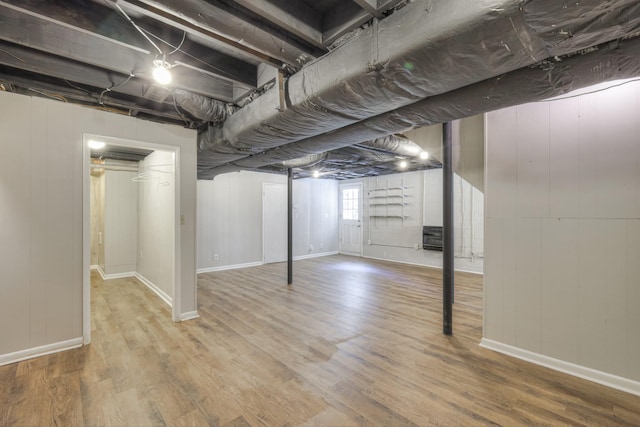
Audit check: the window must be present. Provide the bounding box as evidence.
[342,188,359,220]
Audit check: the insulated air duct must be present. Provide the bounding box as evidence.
[197,0,640,177]
[200,34,640,178]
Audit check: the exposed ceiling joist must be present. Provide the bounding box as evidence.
[128,0,323,67]
[0,2,242,100]
[323,1,372,46]
[0,70,187,124]
[351,0,384,19]
[229,0,324,49]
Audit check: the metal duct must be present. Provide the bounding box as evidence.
[357,135,423,157]
[200,34,640,178]
[281,153,327,168]
[198,0,640,174]
[173,89,235,122]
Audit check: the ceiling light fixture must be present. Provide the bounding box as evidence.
[88,140,106,149]
[399,160,408,169]
[152,56,173,85]
[312,170,320,178]
[419,151,430,160]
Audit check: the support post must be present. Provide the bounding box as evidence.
[442,122,454,336]
[287,167,293,285]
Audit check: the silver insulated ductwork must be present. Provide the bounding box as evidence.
[197,0,640,178]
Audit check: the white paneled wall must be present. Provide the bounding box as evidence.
[0,91,196,364]
[197,171,339,271]
[137,151,175,298]
[104,170,138,275]
[346,170,484,272]
[484,80,640,390]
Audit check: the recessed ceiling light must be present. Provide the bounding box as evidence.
[88,140,106,149]
[419,151,430,160]
[399,160,408,169]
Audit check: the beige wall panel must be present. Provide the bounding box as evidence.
[626,219,640,380]
[0,93,32,354]
[549,98,581,218]
[516,102,550,219]
[514,218,542,353]
[483,218,504,341]
[576,220,608,371]
[595,86,639,219]
[540,218,579,362]
[603,220,628,378]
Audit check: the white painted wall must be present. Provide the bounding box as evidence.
[483,80,640,388]
[137,151,175,297]
[104,170,138,275]
[0,91,196,362]
[343,170,484,272]
[197,171,339,271]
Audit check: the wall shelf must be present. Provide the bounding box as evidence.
[368,183,414,225]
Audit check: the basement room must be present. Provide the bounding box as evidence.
[1,0,640,425]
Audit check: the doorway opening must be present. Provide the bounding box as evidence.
[82,134,181,344]
[339,182,363,256]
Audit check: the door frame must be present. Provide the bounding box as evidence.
[82,133,181,344]
[339,182,364,256]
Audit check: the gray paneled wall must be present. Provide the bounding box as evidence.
[197,171,339,271]
[484,80,640,384]
[0,91,196,363]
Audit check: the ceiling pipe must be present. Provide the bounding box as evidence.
[197,0,640,176]
[200,34,640,178]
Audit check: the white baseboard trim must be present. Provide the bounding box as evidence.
[135,273,172,307]
[293,251,339,261]
[362,255,484,275]
[480,338,640,397]
[90,264,99,270]
[103,271,136,280]
[0,337,83,367]
[197,261,263,274]
[94,265,106,280]
[179,311,200,321]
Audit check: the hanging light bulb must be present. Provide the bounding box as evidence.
[312,170,320,178]
[399,160,408,169]
[152,56,172,85]
[419,151,430,160]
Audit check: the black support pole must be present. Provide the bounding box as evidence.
[443,122,454,336]
[287,167,293,285]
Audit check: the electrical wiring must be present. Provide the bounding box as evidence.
[168,31,187,55]
[538,78,640,102]
[98,73,135,105]
[28,88,67,102]
[140,27,237,80]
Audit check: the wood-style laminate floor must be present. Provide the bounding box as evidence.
[1,255,639,426]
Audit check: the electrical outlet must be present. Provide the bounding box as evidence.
[214,254,219,261]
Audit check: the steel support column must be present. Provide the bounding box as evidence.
[442,122,454,336]
[287,167,293,285]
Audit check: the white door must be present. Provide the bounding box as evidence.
[263,183,287,263]
[339,183,363,256]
